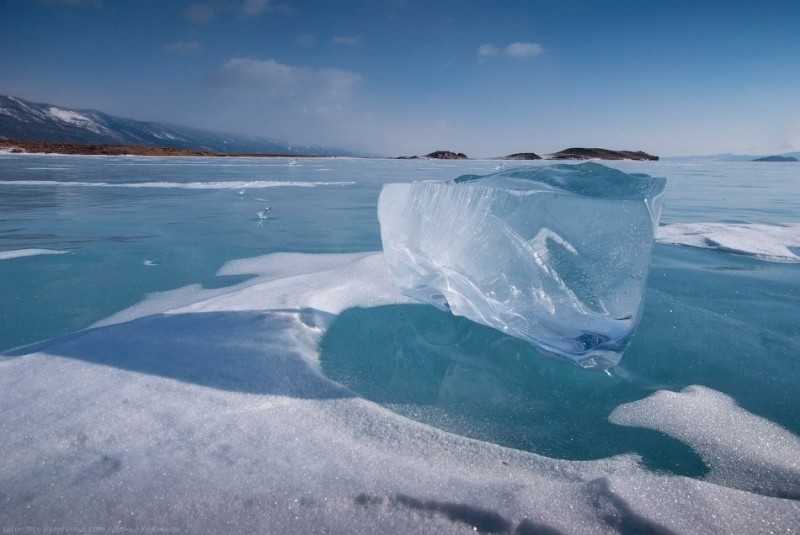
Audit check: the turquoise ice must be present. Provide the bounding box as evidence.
[378,163,666,369]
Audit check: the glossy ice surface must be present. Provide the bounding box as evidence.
[379,163,666,369]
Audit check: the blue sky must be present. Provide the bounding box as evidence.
[2,0,799,157]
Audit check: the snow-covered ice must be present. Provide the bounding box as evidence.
[0,179,355,189]
[2,251,798,533]
[657,222,800,263]
[611,385,800,499]
[0,248,69,261]
[1,155,799,534]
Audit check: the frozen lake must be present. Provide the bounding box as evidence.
[1,154,799,533]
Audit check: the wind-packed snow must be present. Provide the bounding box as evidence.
[0,180,355,189]
[0,248,69,260]
[610,385,800,499]
[656,222,800,263]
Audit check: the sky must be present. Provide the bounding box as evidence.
[1,0,799,157]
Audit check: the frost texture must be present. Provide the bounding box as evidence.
[378,163,666,369]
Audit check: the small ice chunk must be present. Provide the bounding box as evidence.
[377,163,666,369]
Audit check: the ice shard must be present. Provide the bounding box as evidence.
[377,163,666,370]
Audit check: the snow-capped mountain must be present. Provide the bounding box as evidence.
[0,95,353,156]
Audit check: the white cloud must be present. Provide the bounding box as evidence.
[164,40,203,54]
[478,42,544,60]
[239,0,270,16]
[331,35,361,46]
[477,44,500,58]
[186,0,291,23]
[212,58,362,105]
[238,0,293,17]
[186,2,216,24]
[505,42,544,58]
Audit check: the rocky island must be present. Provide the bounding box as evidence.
[399,148,658,161]
[425,150,469,160]
[503,152,542,160]
[547,148,659,161]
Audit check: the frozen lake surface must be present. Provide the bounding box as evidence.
[1,154,799,533]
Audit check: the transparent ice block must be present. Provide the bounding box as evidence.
[378,163,666,369]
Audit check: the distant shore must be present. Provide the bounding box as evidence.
[0,140,321,158]
[1,140,661,161]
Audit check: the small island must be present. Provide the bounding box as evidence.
[548,148,659,161]
[425,150,469,160]
[503,152,542,160]
[753,155,798,162]
[397,148,658,161]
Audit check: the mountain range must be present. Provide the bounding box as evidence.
[0,95,353,156]
[2,94,795,161]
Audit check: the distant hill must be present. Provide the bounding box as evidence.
[425,150,468,160]
[0,95,354,156]
[547,148,658,161]
[752,155,798,162]
[665,151,800,162]
[396,150,468,160]
[0,140,220,157]
[503,152,542,160]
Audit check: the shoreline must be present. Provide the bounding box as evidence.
[0,140,324,158]
[1,140,666,162]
